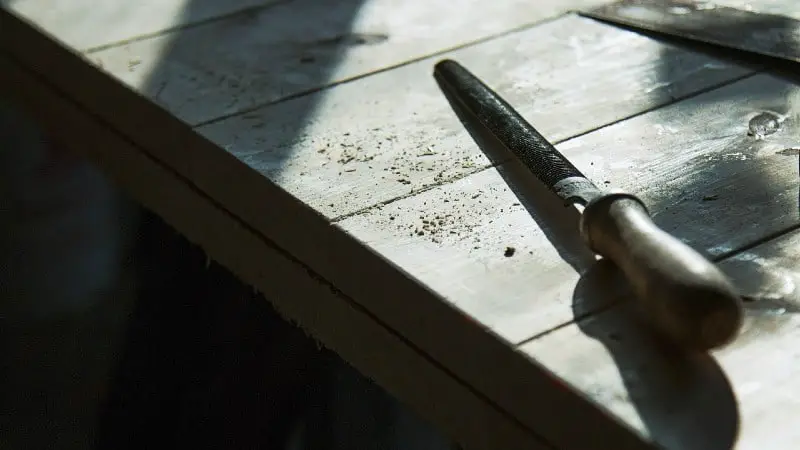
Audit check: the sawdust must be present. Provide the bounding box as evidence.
[320,132,486,185]
[313,129,492,219]
[358,181,526,254]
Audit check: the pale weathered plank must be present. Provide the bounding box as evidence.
[83,0,606,126]
[337,71,800,345]
[521,226,800,450]
[3,0,281,51]
[198,14,751,219]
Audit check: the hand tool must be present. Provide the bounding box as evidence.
[433,59,744,352]
[580,0,800,64]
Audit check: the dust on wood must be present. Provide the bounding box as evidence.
[84,0,608,126]
[9,0,800,448]
[198,14,750,219]
[338,72,800,345]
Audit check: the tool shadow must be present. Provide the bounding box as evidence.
[573,262,740,450]
[509,161,741,450]
[512,162,740,450]
[440,81,741,450]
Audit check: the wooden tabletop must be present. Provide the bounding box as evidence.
[3,0,800,448]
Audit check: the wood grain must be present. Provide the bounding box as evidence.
[6,0,800,448]
[77,0,608,126]
[521,226,800,450]
[197,14,750,219]
[2,6,782,449]
[337,71,800,344]
[0,52,552,450]
[0,9,667,449]
[3,0,281,50]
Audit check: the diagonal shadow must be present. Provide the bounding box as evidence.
[81,2,799,449]
[1,0,456,449]
[5,0,793,448]
[71,1,446,449]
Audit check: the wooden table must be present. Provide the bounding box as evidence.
[3,0,800,448]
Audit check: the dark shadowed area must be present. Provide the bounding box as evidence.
[1,0,454,449]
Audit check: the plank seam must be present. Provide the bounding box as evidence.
[189,12,580,129]
[713,222,800,262]
[330,70,757,223]
[515,204,800,347]
[81,0,294,54]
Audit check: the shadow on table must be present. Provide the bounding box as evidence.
[572,262,740,450]
[1,0,454,448]
[84,0,395,446]
[75,0,453,448]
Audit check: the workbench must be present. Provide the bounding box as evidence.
[3,0,800,448]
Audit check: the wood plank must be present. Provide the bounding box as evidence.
[0,10,668,449]
[0,52,551,450]
[1,9,773,449]
[3,0,281,51]
[338,71,800,345]
[7,1,799,448]
[521,226,800,450]
[77,0,609,126]
[332,67,798,446]
[197,14,751,219]
[334,71,800,448]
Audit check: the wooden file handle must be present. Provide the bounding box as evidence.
[580,193,744,351]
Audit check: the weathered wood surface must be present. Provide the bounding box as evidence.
[338,72,800,344]
[4,0,281,50]
[77,0,608,126]
[198,14,750,219]
[522,226,800,450]
[5,0,800,449]
[11,12,763,447]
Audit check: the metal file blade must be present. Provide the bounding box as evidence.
[581,0,800,64]
[433,60,606,206]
